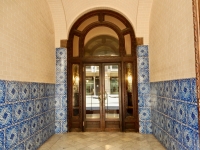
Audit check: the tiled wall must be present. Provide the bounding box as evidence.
[0,0,55,83]
[0,80,55,150]
[149,0,195,81]
[137,45,152,134]
[55,48,68,133]
[151,79,199,149]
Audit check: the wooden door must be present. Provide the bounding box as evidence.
[83,63,121,131]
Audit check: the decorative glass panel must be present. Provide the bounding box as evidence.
[126,63,133,117]
[72,64,79,116]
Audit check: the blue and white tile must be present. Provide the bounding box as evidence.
[0,80,6,104]
[6,81,19,102]
[19,120,29,141]
[48,97,55,110]
[61,95,67,107]
[168,99,176,119]
[162,98,168,115]
[55,121,61,133]
[173,120,182,143]
[55,95,62,108]
[159,114,165,130]
[30,117,38,135]
[146,121,152,134]
[138,83,150,95]
[144,94,151,107]
[14,142,25,150]
[191,78,197,103]
[49,110,55,123]
[45,84,51,97]
[48,124,55,137]
[137,57,149,70]
[183,126,194,149]
[61,120,68,132]
[0,105,12,129]
[35,99,42,115]
[138,70,149,83]
[137,45,148,57]
[39,83,45,98]
[45,112,50,125]
[38,114,45,130]
[164,81,171,98]
[19,82,30,100]
[180,79,192,102]
[56,60,67,72]
[194,131,200,150]
[138,94,145,107]
[31,83,38,99]
[166,117,173,136]
[56,108,67,120]
[56,48,67,59]
[25,137,35,150]
[25,100,34,118]
[139,108,151,120]
[187,104,198,130]
[56,72,66,84]
[139,121,146,133]
[157,97,163,112]
[35,132,42,149]
[170,138,178,150]
[5,125,18,149]
[163,132,170,149]
[157,81,164,97]
[157,128,163,143]
[56,84,67,95]
[12,102,25,123]
[42,128,48,143]
[176,101,187,124]
[42,98,48,112]
[0,130,4,150]
[152,124,158,139]
[171,80,179,100]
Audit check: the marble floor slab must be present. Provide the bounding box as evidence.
[38,132,166,150]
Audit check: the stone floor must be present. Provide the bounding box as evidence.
[38,132,166,150]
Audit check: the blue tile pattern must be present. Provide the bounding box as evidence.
[55,48,67,133]
[6,81,19,102]
[151,78,199,150]
[0,80,6,104]
[137,45,151,134]
[0,80,55,149]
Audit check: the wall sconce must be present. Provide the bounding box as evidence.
[126,63,132,92]
[73,64,79,86]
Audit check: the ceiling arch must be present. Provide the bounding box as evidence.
[46,0,153,47]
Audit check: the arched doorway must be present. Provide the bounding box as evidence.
[67,10,139,132]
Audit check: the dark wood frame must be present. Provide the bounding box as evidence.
[192,0,200,139]
[67,10,138,132]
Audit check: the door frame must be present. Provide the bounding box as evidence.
[83,63,122,132]
[67,10,139,132]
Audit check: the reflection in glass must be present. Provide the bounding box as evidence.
[126,63,133,117]
[104,65,119,119]
[72,64,79,116]
[85,66,100,119]
[84,35,119,57]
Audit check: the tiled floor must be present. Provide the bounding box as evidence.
[38,132,166,150]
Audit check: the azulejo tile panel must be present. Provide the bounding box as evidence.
[151,78,199,150]
[0,79,55,150]
[137,45,151,134]
[0,80,6,104]
[55,48,67,133]
[6,81,19,102]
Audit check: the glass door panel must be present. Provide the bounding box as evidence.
[85,66,101,119]
[104,65,119,119]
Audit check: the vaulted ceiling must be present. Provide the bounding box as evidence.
[46,0,153,47]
